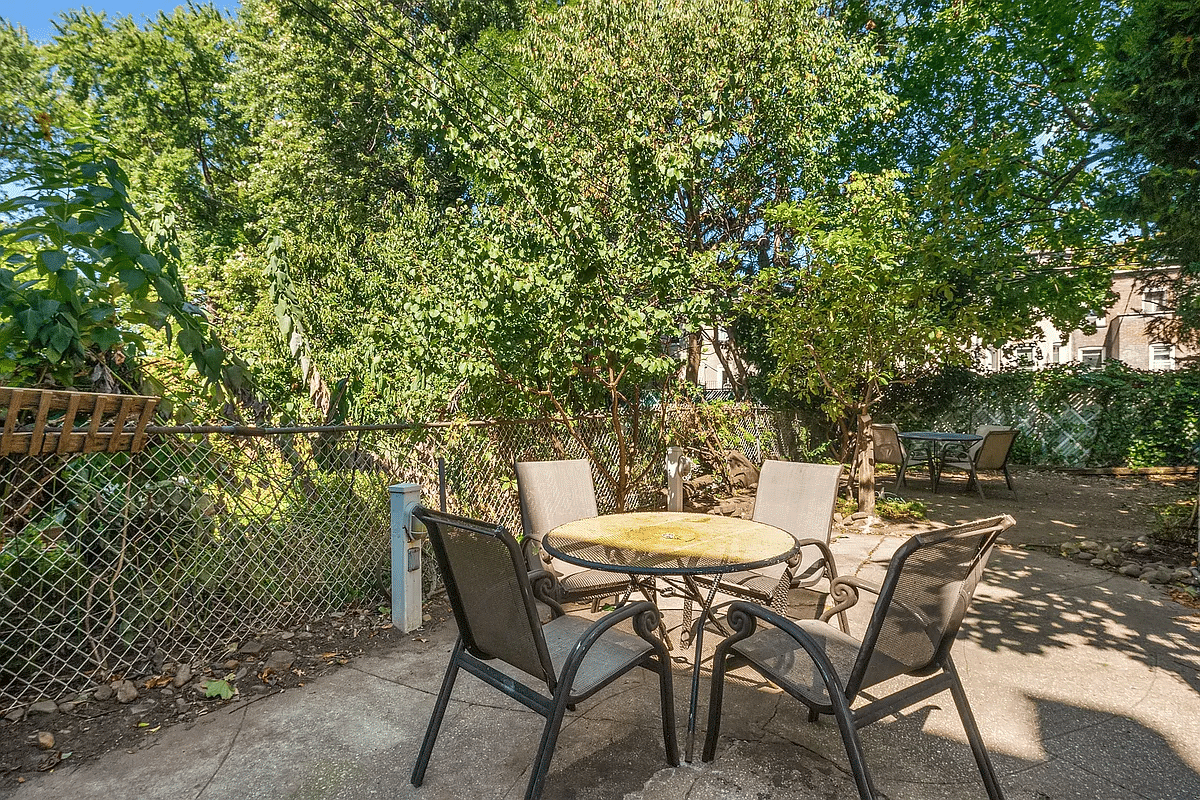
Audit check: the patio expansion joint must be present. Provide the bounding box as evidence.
[192,704,248,800]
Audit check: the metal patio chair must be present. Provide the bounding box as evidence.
[703,514,1016,800]
[411,506,678,800]
[870,423,925,491]
[688,461,848,632]
[517,458,633,609]
[936,426,1018,499]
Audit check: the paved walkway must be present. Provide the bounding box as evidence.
[13,529,1200,800]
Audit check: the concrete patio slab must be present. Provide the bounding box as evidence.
[11,531,1199,800]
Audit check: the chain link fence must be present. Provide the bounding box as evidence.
[1,404,814,713]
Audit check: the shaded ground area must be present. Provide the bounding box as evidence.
[2,466,1198,798]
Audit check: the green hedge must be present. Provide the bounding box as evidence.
[877,362,1200,468]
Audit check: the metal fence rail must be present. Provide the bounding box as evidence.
[0,404,808,713]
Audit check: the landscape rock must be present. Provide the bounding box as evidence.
[1142,568,1173,584]
[1104,552,1123,566]
[115,680,139,704]
[1171,568,1194,583]
[1135,546,1154,556]
[1079,540,1101,552]
[1119,563,1145,577]
[264,650,295,674]
[850,511,869,521]
[35,732,54,750]
[724,451,760,489]
[91,685,114,702]
[1074,551,1094,562]
[4,707,25,723]
[1119,540,1136,553]
[239,640,265,657]
[1061,543,1081,556]
[172,663,192,688]
[1090,558,1106,567]
[28,701,58,716]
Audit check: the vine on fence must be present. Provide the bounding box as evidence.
[879,363,1200,467]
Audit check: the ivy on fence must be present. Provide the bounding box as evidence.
[879,363,1200,467]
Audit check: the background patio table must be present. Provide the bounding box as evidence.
[898,431,982,491]
[543,511,799,762]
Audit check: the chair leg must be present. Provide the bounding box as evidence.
[525,691,573,800]
[1004,465,1015,494]
[701,650,732,762]
[411,639,464,787]
[656,658,680,766]
[826,688,878,800]
[972,465,985,500]
[944,658,1006,800]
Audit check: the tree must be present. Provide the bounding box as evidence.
[1097,0,1200,346]
[0,137,229,397]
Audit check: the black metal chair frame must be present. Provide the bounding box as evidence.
[936,429,1018,499]
[411,506,679,800]
[703,515,1015,800]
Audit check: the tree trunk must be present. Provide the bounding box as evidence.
[685,331,702,386]
[856,411,876,515]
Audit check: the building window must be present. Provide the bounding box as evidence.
[1149,343,1175,370]
[1052,343,1061,363]
[1142,288,1167,315]
[1079,347,1104,366]
[1012,345,1039,368]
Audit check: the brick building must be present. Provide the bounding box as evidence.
[982,268,1197,371]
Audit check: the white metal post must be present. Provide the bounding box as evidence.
[665,446,693,512]
[389,483,426,633]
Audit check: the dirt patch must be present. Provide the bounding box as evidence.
[0,597,454,798]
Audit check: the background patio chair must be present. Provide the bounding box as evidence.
[689,461,848,632]
[702,514,1015,800]
[516,458,632,609]
[870,423,925,490]
[935,426,1018,499]
[411,506,678,800]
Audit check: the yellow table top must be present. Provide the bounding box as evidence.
[543,511,798,575]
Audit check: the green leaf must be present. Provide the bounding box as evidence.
[202,679,235,700]
[177,328,203,354]
[37,250,67,272]
[119,268,147,291]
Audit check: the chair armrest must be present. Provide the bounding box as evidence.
[715,601,857,710]
[556,601,666,687]
[787,537,836,576]
[528,570,566,618]
[820,576,881,623]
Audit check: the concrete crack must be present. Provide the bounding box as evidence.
[193,705,247,800]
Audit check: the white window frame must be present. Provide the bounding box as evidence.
[1085,310,1107,328]
[1012,345,1039,368]
[1142,288,1167,315]
[1079,346,1104,366]
[1149,343,1175,370]
[1052,343,1062,363]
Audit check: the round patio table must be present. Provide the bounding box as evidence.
[543,511,799,762]
[898,431,982,492]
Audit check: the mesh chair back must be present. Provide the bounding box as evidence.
[849,515,1014,694]
[870,424,905,467]
[973,429,1017,470]
[752,461,843,583]
[516,459,600,543]
[969,424,1017,462]
[415,506,557,689]
[754,461,843,542]
[516,459,600,578]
